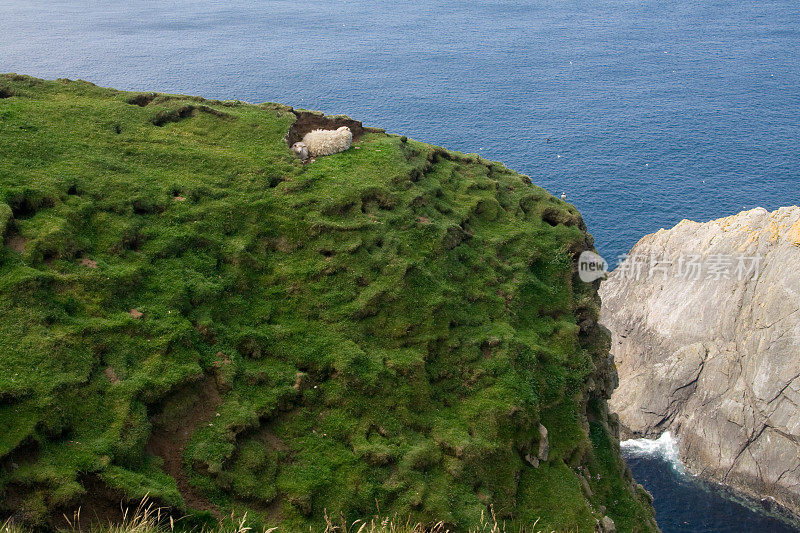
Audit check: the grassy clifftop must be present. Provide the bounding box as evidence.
[0,75,656,532]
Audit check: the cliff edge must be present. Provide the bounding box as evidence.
[0,75,656,532]
[600,206,800,516]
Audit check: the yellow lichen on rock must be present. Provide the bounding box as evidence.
[787,219,800,246]
[768,219,782,242]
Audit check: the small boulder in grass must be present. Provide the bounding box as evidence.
[129,309,143,319]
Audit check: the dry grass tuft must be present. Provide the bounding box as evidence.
[2,517,25,533]
[319,507,543,533]
[3,503,548,533]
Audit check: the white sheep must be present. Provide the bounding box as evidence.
[291,141,310,161]
[300,126,353,158]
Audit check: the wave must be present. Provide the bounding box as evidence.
[621,431,684,473]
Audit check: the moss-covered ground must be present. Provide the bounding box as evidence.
[0,75,656,532]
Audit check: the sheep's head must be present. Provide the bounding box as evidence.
[291,142,310,161]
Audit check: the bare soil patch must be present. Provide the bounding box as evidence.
[6,234,27,253]
[79,258,98,268]
[104,367,120,384]
[127,93,158,107]
[146,376,223,518]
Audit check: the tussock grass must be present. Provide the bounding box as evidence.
[0,75,656,532]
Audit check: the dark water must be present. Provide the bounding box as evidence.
[2,1,800,530]
[623,435,800,532]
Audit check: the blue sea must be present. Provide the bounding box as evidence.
[623,434,800,532]
[2,0,799,530]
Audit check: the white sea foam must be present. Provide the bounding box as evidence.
[621,431,684,473]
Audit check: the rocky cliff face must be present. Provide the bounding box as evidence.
[600,206,800,515]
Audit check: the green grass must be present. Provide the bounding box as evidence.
[0,75,656,532]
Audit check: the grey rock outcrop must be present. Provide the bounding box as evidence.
[523,423,550,468]
[599,515,616,533]
[599,206,800,515]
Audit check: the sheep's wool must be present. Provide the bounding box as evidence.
[301,126,353,157]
